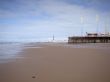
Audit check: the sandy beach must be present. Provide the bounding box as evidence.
[0,43,110,82]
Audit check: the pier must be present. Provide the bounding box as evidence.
[68,33,110,43]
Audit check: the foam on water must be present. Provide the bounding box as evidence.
[0,42,25,63]
[0,42,44,63]
[0,42,110,63]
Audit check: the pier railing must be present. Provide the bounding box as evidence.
[68,36,110,43]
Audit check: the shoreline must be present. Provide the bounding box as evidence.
[0,43,110,82]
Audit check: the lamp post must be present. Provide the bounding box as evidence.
[81,16,84,36]
[96,15,99,34]
[53,34,54,41]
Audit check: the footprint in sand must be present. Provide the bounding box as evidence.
[32,75,36,78]
[32,73,39,79]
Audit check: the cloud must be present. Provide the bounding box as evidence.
[0,0,109,18]
[0,0,42,18]
[0,0,110,41]
[60,0,110,12]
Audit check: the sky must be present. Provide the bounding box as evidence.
[0,0,110,42]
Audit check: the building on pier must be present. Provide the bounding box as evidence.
[68,33,110,43]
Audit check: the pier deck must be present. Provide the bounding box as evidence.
[68,36,110,43]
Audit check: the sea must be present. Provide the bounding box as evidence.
[0,42,45,63]
[0,42,25,63]
[0,42,110,63]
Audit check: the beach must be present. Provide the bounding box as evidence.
[0,43,110,82]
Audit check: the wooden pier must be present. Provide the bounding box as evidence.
[68,36,110,43]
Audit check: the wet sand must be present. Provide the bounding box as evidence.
[0,43,110,82]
